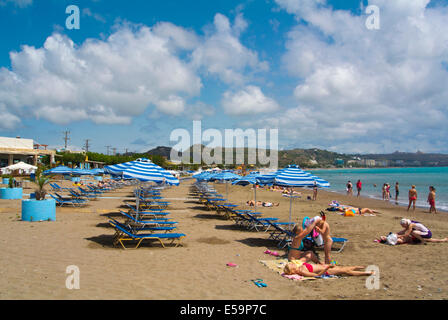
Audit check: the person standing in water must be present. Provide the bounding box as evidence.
[346,181,353,196]
[356,180,362,197]
[395,182,400,202]
[427,186,437,214]
[407,185,418,211]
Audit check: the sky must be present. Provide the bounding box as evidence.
[0,0,448,155]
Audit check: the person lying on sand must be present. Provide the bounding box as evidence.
[336,206,380,216]
[246,200,279,207]
[398,219,448,244]
[284,262,374,277]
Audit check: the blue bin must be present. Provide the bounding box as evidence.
[0,188,23,200]
[71,177,81,182]
[22,199,56,222]
[30,173,35,182]
[94,176,103,181]
[30,193,36,199]
[2,178,9,185]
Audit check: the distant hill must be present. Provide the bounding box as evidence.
[141,145,448,168]
[146,146,178,159]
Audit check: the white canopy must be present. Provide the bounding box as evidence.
[1,162,37,174]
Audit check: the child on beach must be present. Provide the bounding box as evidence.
[427,186,437,214]
[407,185,418,211]
[346,181,353,196]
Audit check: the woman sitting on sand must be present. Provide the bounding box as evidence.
[398,219,448,244]
[246,200,279,207]
[283,262,374,278]
[375,219,448,245]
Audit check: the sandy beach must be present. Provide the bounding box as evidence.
[0,178,447,300]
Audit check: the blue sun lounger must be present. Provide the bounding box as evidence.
[119,210,177,226]
[49,194,88,207]
[109,219,186,249]
[110,218,176,233]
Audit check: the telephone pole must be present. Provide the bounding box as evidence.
[63,131,70,150]
[105,145,112,155]
[83,139,91,153]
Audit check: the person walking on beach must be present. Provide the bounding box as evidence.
[346,181,353,196]
[356,180,362,197]
[395,182,400,202]
[312,181,318,201]
[407,185,417,211]
[382,183,387,200]
[427,186,437,214]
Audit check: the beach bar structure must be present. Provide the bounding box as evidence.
[0,136,56,167]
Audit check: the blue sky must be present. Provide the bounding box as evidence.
[1,0,448,155]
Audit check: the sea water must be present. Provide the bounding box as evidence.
[310,167,448,212]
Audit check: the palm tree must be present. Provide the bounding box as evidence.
[34,171,51,201]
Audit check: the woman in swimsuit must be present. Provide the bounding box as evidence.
[398,219,448,244]
[284,262,374,277]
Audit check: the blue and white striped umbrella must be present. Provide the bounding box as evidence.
[151,164,180,186]
[44,166,73,175]
[122,161,165,183]
[104,160,141,176]
[309,175,330,188]
[272,164,329,229]
[274,165,316,187]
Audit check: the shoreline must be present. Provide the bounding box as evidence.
[320,188,448,214]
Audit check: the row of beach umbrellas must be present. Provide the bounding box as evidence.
[44,166,104,176]
[103,158,179,186]
[194,165,330,229]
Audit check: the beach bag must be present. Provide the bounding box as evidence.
[386,233,398,245]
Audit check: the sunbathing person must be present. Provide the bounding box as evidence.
[398,219,448,244]
[246,200,279,207]
[337,206,380,216]
[284,262,374,277]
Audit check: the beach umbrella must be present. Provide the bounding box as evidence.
[273,165,317,229]
[103,160,141,176]
[71,168,92,176]
[2,162,37,174]
[122,161,165,183]
[232,173,262,210]
[89,168,104,175]
[308,174,331,188]
[208,171,241,199]
[44,165,73,175]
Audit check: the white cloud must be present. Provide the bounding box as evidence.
[270,0,448,153]
[191,13,268,85]
[222,85,279,116]
[0,24,202,126]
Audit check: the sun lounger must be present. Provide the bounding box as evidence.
[119,210,177,226]
[49,194,88,207]
[109,220,186,249]
[110,218,176,233]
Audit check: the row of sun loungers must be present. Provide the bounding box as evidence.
[108,185,185,249]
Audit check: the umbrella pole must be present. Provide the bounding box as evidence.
[254,186,257,212]
[289,188,293,231]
